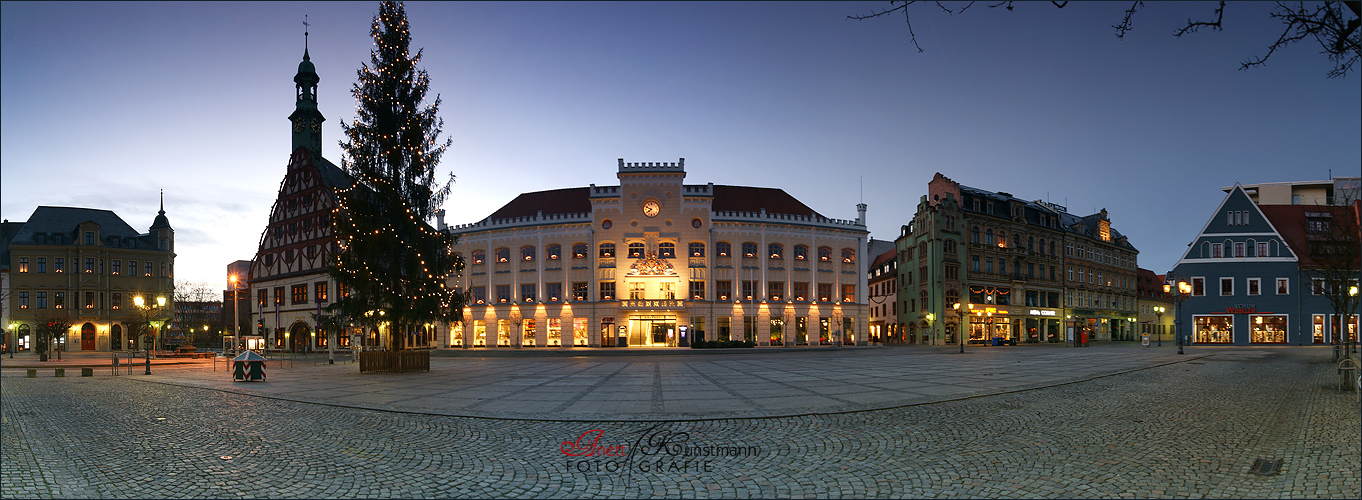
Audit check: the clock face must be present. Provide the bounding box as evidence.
[311,118,321,133]
[642,200,660,218]
[293,119,303,133]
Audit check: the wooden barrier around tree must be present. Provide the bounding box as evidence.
[359,350,430,373]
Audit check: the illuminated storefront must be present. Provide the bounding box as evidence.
[1249,314,1287,344]
[447,159,869,348]
[1193,315,1234,344]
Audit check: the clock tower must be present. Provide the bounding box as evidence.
[288,43,324,157]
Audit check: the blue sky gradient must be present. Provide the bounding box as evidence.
[3,1,1358,289]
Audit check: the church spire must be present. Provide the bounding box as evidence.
[289,15,325,157]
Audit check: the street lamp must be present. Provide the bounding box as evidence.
[8,322,15,358]
[1165,279,1190,355]
[229,275,246,356]
[1153,305,1164,347]
[953,302,968,353]
[134,295,167,359]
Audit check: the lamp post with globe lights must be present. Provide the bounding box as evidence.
[1153,305,1165,347]
[134,295,167,373]
[1164,278,1191,355]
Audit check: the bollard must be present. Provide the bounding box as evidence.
[82,367,93,377]
[55,368,65,377]
[27,368,36,378]
[1338,357,1359,392]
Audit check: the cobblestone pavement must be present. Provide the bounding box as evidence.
[2,348,1358,498]
[105,344,1204,420]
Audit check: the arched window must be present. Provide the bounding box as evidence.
[971,226,981,243]
[689,242,706,257]
[471,250,486,265]
[818,246,833,262]
[768,243,783,259]
[794,245,809,260]
[572,243,588,259]
[521,246,536,261]
[1038,238,1046,255]
[742,242,758,258]
[716,241,731,257]
[495,248,510,263]
[546,244,561,260]
[628,242,645,258]
[1027,236,1034,252]
[842,248,856,263]
[659,242,676,258]
[599,242,615,258]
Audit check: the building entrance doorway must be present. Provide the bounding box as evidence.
[290,323,311,352]
[628,316,676,347]
[81,323,96,350]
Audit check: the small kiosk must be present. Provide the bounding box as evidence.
[232,350,267,382]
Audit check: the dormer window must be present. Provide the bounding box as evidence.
[85,232,94,245]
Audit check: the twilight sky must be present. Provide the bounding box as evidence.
[3,1,1358,290]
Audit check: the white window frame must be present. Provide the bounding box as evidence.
[1220,277,1234,297]
[1275,278,1289,295]
[1211,243,1223,258]
[1247,277,1260,296]
[1192,277,1206,296]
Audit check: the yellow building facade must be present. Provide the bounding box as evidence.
[445,159,869,348]
[2,204,175,353]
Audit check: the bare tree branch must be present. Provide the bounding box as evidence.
[1174,1,1225,37]
[1113,1,1145,40]
[851,0,1360,78]
[1243,1,1361,77]
[848,1,925,52]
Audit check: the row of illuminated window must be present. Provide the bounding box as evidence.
[1203,240,1281,259]
[15,291,159,311]
[1184,277,1358,297]
[466,280,856,304]
[451,316,860,346]
[461,243,857,265]
[15,257,167,277]
[254,282,333,307]
[1191,314,1361,344]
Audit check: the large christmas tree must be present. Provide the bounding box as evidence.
[330,1,464,351]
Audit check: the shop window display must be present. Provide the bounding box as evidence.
[1194,315,1233,344]
[1249,315,1286,344]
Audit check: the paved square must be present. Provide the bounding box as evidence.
[2,344,1358,498]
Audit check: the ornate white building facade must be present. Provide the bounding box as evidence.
[445,159,870,348]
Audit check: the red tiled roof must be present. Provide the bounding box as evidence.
[1258,204,1312,266]
[869,248,896,269]
[711,185,824,218]
[1259,202,1361,268]
[486,187,592,220]
[481,184,825,222]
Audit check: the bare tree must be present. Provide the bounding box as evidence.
[34,312,72,359]
[850,1,1362,78]
[171,281,221,348]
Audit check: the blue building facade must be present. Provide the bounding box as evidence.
[1170,185,1357,346]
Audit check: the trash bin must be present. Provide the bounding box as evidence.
[232,350,267,382]
[1080,332,1089,346]
[992,337,1002,346]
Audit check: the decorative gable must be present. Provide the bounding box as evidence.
[1175,184,1297,265]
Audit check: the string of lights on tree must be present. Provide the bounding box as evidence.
[325,1,465,345]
